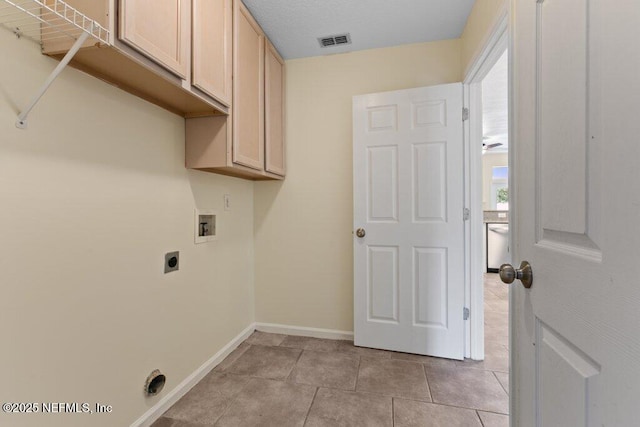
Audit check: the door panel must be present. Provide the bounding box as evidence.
[414,247,447,328]
[232,1,264,170]
[513,0,640,425]
[192,0,232,105]
[119,0,189,78]
[536,321,600,427]
[367,246,399,323]
[368,105,398,131]
[537,0,598,251]
[367,146,399,222]
[412,100,447,127]
[413,142,447,222]
[353,83,464,359]
[265,41,286,176]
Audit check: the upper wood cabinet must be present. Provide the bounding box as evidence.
[119,0,190,79]
[41,0,229,116]
[192,0,232,106]
[38,0,283,180]
[185,0,285,180]
[265,41,285,176]
[232,1,265,170]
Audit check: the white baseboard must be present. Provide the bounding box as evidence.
[255,322,354,341]
[130,323,255,427]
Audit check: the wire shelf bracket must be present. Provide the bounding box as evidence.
[0,0,111,129]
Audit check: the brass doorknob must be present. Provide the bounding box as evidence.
[355,228,366,238]
[499,261,533,288]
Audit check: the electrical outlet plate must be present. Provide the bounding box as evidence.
[195,209,217,244]
[164,251,179,273]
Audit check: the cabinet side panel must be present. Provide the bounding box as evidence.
[186,116,230,169]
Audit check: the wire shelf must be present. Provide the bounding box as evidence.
[1,0,110,128]
[0,0,109,46]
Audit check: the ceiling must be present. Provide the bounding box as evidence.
[242,0,476,60]
[481,50,508,153]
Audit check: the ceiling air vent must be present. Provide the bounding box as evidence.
[318,33,352,48]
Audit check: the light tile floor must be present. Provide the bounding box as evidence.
[153,274,509,426]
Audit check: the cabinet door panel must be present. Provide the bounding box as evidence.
[265,42,285,176]
[192,0,232,105]
[120,0,189,78]
[232,1,264,170]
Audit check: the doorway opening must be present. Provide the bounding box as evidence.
[480,48,510,387]
[462,4,511,419]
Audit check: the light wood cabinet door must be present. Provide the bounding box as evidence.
[119,0,190,78]
[192,0,232,105]
[265,41,285,176]
[232,1,264,170]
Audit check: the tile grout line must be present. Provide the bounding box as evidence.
[354,355,362,392]
[285,341,306,383]
[492,370,509,395]
[478,409,510,416]
[391,397,395,427]
[391,394,508,415]
[216,343,252,372]
[302,386,319,427]
[423,364,434,403]
[476,409,487,427]
[341,388,432,404]
[211,375,254,426]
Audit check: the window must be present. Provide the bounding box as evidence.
[491,166,508,210]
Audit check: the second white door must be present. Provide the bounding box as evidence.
[353,83,465,360]
[511,0,640,424]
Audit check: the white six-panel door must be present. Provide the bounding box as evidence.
[353,84,465,360]
[512,0,640,425]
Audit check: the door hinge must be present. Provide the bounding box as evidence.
[463,307,470,320]
[462,107,469,121]
[463,208,470,221]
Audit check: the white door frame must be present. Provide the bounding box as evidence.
[461,4,509,362]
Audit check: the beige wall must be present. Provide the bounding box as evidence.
[254,40,461,332]
[460,0,507,75]
[482,152,509,210]
[0,31,254,427]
